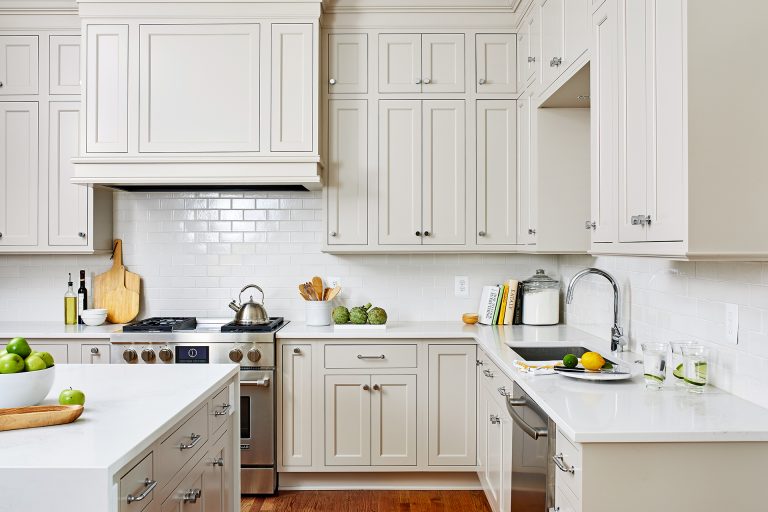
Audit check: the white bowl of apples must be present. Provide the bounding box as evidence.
[0,338,56,409]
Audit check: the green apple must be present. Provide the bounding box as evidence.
[36,351,55,368]
[0,349,7,358]
[59,388,86,406]
[6,337,31,359]
[24,354,47,372]
[0,353,24,374]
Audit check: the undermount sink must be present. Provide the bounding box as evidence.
[509,345,615,364]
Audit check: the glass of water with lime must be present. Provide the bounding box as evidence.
[670,341,699,388]
[681,345,709,392]
[641,342,668,390]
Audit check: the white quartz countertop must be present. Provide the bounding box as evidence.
[0,322,122,339]
[0,364,238,473]
[280,321,768,443]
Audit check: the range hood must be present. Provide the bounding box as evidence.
[73,0,323,190]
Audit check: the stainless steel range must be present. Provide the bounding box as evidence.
[110,316,287,495]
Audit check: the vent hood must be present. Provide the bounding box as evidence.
[73,0,322,190]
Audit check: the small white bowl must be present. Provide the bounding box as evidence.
[80,309,108,326]
[0,365,56,408]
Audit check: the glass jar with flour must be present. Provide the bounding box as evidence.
[521,269,560,325]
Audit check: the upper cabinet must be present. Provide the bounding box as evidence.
[538,0,590,94]
[49,36,81,95]
[0,36,39,95]
[378,33,464,93]
[476,34,517,94]
[328,33,367,94]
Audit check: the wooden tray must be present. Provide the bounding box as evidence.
[0,405,84,432]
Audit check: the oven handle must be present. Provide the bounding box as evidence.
[506,396,548,440]
[242,376,271,387]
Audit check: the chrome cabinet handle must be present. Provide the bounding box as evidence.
[552,453,575,474]
[127,478,157,503]
[329,231,337,237]
[248,376,270,387]
[489,414,500,425]
[78,232,86,238]
[506,396,549,440]
[182,489,202,503]
[528,56,536,63]
[550,57,562,67]
[478,231,486,237]
[214,403,231,416]
[415,79,422,84]
[179,433,202,450]
[293,347,302,354]
[498,386,510,397]
[479,78,486,85]
[476,359,484,366]
[372,384,380,391]
[362,384,370,391]
[483,369,494,378]
[212,457,224,467]
[0,232,3,239]
[329,78,336,85]
[357,354,385,360]
[585,221,596,230]
[631,215,651,226]
[528,228,536,235]
[423,78,431,84]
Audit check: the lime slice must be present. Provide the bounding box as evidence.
[694,362,708,380]
[644,373,665,382]
[683,376,706,386]
[673,363,684,379]
[602,361,614,370]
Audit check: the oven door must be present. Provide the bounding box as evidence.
[240,369,275,466]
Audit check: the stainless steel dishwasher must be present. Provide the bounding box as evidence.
[505,383,555,512]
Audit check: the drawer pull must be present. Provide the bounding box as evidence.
[552,453,575,474]
[214,403,231,416]
[483,369,494,378]
[212,457,224,467]
[179,433,202,451]
[183,488,202,503]
[357,354,385,360]
[127,478,157,504]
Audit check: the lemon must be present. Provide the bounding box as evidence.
[562,354,579,368]
[581,352,605,371]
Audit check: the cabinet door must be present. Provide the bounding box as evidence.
[477,34,516,94]
[563,0,590,68]
[0,36,38,95]
[49,101,88,246]
[81,344,110,364]
[378,34,421,93]
[160,457,205,512]
[281,344,312,466]
[516,30,527,93]
[327,100,367,245]
[29,343,68,363]
[422,34,465,93]
[328,33,367,94]
[324,374,371,466]
[499,403,514,512]
[86,25,128,153]
[484,384,503,510]
[422,100,465,245]
[0,102,38,247]
[517,92,535,244]
[477,100,517,245]
[49,35,80,95]
[139,24,260,153]
[202,432,230,512]
[540,0,564,86]
[371,374,417,466]
[428,345,476,466]
[526,10,541,85]
[378,100,422,245]
[590,0,619,243]
[271,23,313,152]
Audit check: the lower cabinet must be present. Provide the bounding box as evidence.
[281,344,313,467]
[28,342,68,363]
[81,343,110,364]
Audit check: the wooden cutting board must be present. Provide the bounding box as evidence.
[94,239,141,324]
[0,405,84,432]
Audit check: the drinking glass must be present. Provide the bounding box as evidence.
[641,342,668,390]
[681,345,709,393]
[670,341,700,388]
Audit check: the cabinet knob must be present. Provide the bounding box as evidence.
[415,79,422,84]
[550,56,563,67]
[78,232,86,238]
[212,457,224,467]
[0,82,3,88]
[423,231,430,237]
[528,228,536,235]
[90,347,99,355]
[528,56,536,63]
[415,231,421,237]
[329,231,337,237]
[478,231,486,237]
[0,232,3,239]
[479,78,486,85]
[293,347,301,354]
[423,78,431,84]
[490,414,501,425]
[584,221,596,230]
[373,384,380,391]
[362,384,370,391]
[329,78,336,85]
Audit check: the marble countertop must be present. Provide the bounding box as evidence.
[0,322,122,339]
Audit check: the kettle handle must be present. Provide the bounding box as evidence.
[239,284,264,305]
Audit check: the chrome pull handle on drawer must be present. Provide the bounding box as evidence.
[179,433,201,451]
[506,396,548,440]
[182,488,202,503]
[214,403,231,416]
[212,457,224,467]
[127,478,157,504]
[552,453,575,474]
[357,354,385,360]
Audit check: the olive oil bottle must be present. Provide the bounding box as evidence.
[64,273,77,325]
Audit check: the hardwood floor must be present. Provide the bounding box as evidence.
[241,490,492,512]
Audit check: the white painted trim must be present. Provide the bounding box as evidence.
[278,471,482,490]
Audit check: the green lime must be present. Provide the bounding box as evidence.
[694,362,708,380]
[602,361,614,370]
[644,373,665,382]
[673,363,684,379]
[683,376,706,386]
[562,354,579,369]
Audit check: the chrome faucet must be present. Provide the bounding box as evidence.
[565,268,626,352]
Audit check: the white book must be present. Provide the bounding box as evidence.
[478,285,500,325]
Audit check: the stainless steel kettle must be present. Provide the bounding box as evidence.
[228,284,270,325]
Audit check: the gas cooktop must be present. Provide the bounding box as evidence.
[221,317,285,332]
[122,317,197,332]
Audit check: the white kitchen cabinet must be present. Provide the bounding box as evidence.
[370,374,417,466]
[476,34,516,94]
[81,343,109,364]
[515,31,528,93]
[328,33,367,94]
[427,345,476,466]
[49,36,80,95]
[271,23,313,152]
[563,0,590,70]
[28,343,68,363]
[324,374,371,466]
[85,25,128,153]
[525,10,540,86]
[539,0,589,92]
[139,24,260,153]
[281,344,312,467]
[478,360,513,512]
[516,90,535,245]
[378,33,464,93]
[327,99,367,245]
[0,36,38,95]
[378,33,421,93]
[421,34,464,93]
[477,100,517,245]
[0,102,38,247]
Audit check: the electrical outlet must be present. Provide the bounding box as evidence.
[327,276,341,289]
[455,276,469,297]
[726,303,739,345]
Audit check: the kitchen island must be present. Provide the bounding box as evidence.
[0,364,239,512]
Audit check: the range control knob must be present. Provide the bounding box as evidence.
[247,348,262,363]
[229,348,243,363]
[141,348,156,363]
[159,348,173,363]
[123,349,138,364]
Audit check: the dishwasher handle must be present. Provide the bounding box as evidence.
[506,395,548,440]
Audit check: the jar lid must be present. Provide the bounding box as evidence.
[522,269,559,286]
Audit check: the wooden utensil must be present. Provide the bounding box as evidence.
[93,239,141,324]
[323,287,331,301]
[325,285,341,301]
[0,404,84,432]
[298,284,311,301]
[311,276,323,301]
[303,282,318,301]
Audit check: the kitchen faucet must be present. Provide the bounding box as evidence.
[565,268,627,352]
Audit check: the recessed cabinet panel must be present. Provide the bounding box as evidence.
[422,34,465,93]
[0,102,38,247]
[328,33,367,94]
[476,34,516,94]
[517,91,535,244]
[541,0,564,87]
[378,100,421,245]
[324,375,371,466]
[139,24,260,153]
[86,25,128,153]
[271,23,313,152]
[526,10,541,85]
[0,36,38,95]
[327,100,367,245]
[49,102,88,246]
[49,36,80,95]
[281,344,312,466]
[371,374,417,466]
[422,100,465,245]
[564,0,590,68]
[516,31,528,93]
[477,100,517,245]
[378,34,421,93]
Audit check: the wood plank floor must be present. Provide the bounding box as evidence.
[241,490,492,512]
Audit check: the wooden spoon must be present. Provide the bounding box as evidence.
[325,286,341,301]
[304,282,318,301]
[298,284,310,300]
[312,276,323,301]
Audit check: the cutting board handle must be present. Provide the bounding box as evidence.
[111,239,123,268]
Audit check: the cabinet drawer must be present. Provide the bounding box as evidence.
[119,452,154,512]
[555,483,581,512]
[81,344,110,364]
[156,404,209,484]
[324,344,417,368]
[555,429,582,500]
[209,385,231,435]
